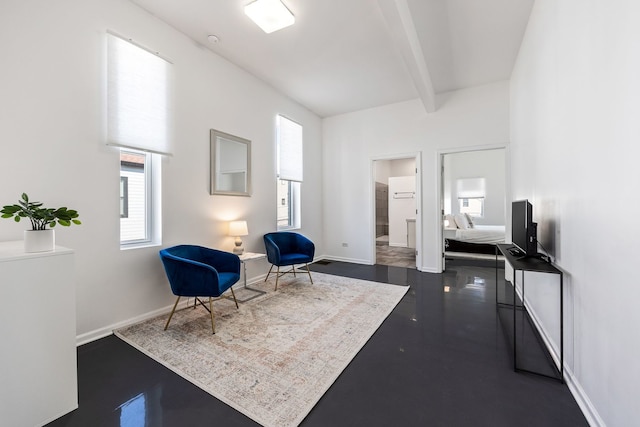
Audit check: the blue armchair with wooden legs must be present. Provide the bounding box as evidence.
[159,245,240,334]
[263,232,315,290]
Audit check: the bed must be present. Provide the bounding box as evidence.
[444,214,505,255]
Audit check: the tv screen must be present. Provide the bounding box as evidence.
[512,199,537,256]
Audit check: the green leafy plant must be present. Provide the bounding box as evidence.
[1,193,81,230]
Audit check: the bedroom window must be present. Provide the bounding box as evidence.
[459,197,484,217]
[456,177,485,218]
[107,31,171,249]
[276,115,302,230]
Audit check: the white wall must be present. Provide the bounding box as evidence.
[374,160,392,185]
[0,0,323,342]
[510,1,640,425]
[374,158,415,184]
[388,176,416,247]
[322,81,510,271]
[443,149,506,225]
[390,158,416,177]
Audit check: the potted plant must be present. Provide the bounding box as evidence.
[1,193,81,252]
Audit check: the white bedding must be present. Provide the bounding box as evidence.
[445,225,505,244]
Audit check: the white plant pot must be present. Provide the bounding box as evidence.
[24,229,55,253]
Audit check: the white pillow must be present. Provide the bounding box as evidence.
[454,213,470,229]
[465,213,475,228]
[444,214,456,228]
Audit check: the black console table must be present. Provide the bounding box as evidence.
[495,244,564,382]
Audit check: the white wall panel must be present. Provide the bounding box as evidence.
[510,1,640,425]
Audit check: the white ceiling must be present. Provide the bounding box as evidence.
[129,0,534,118]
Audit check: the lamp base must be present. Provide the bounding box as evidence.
[233,237,244,255]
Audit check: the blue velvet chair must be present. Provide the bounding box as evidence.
[159,245,240,334]
[263,232,315,290]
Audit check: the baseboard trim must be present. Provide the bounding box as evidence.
[319,255,372,265]
[563,365,606,427]
[518,287,605,427]
[76,303,175,347]
[388,243,409,248]
[419,266,440,273]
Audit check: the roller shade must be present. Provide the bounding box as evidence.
[107,32,172,156]
[277,115,303,182]
[456,178,485,198]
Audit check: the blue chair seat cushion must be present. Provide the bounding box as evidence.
[280,253,313,265]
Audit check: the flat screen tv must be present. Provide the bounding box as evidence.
[511,199,537,257]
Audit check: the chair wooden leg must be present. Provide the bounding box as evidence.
[209,297,216,334]
[275,266,280,291]
[265,265,274,282]
[164,296,181,331]
[305,263,313,284]
[230,286,239,309]
[293,265,297,277]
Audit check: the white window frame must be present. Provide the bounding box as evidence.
[458,197,484,218]
[119,149,162,249]
[276,115,302,230]
[277,179,301,230]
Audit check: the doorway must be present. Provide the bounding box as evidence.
[439,147,508,271]
[372,154,421,269]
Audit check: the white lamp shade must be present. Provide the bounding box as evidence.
[229,220,249,237]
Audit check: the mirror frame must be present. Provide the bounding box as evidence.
[210,129,251,196]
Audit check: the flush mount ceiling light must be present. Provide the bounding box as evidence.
[244,0,295,34]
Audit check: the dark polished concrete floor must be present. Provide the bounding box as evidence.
[48,260,587,427]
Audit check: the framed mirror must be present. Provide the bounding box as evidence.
[210,129,251,196]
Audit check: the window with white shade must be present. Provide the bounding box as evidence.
[457,178,485,218]
[276,115,302,229]
[107,32,172,155]
[108,32,170,248]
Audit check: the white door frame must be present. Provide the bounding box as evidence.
[436,144,510,272]
[370,152,423,269]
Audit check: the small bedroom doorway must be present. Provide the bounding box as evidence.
[372,154,421,269]
[440,147,507,270]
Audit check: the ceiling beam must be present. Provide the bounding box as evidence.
[377,0,436,113]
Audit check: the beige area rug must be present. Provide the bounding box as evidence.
[115,272,408,427]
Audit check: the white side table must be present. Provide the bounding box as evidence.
[238,252,267,301]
